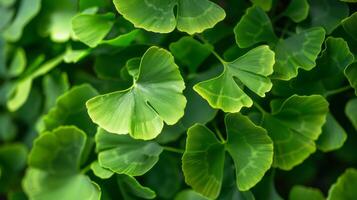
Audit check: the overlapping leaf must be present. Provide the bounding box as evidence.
[182,113,273,198]
[194,45,275,113]
[113,0,225,34]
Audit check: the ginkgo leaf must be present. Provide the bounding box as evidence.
[345,98,357,130]
[327,168,357,200]
[317,113,347,152]
[117,174,156,199]
[72,12,115,47]
[42,84,98,135]
[169,36,213,73]
[23,168,101,200]
[272,27,325,80]
[262,95,329,170]
[95,128,163,176]
[87,46,186,140]
[175,190,209,200]
[345,63,357,95]
[283,0,309,23]
[113,0,225,34]
[8,48,26,78]
[289,185,324,200]
[194,45,275,113]
[23,126,101,200]
[249,0,272,11]
[182,113,273,198]
[90,161,113,179]
[342,12,357,41]
[309,0,349,34]
[234,6,277,48]
[3,0,41,42]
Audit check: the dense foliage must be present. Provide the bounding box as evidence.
[1,0,357,199]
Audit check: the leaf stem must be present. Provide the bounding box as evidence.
[212,121,226,143]
[253,101,268,115]
[195,34,226,64]
[324,85,352,97]
[80,163,92,174]
[162,146,185,154]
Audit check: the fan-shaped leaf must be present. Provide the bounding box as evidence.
[249,0,272,11]
[117,174,156,199]
[345,98,357,130]
[194,45,275,112]
[272,27,325,80]
[283,0,309,23]
[342,12,357,41]
[234,6,277,48]
[95,128,163,176]
[113,0,225,34]
[345,63,357,95]
[90,161,113,179]
[87,46,186,140]
[262,95,329,170]
[327,168,357,200]
[317,113,347,152]
[182,113,273,198]
[289,185,324,200]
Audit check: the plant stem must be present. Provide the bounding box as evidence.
[163,146,185,154]
[195,34,226,64]
[253,101,268,115]
[212,121,226,143]
[80,163,92,174]
[324,85,352,97]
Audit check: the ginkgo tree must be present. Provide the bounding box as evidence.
[1,0,357,200]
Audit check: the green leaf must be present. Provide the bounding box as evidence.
[327,168,357,200]
[345,63,357,95]
[0,114,16,141]
[42,71,69,112]
[317,113,347,152]
[7,55,64,111]
[169,36,213,73]
[42,84,98,135]
[29,126,87,174]
[182,124,225,199]
[113,0,225,34]
[249,0,272,11]
[283,0,309,23]
[23,126,101,200]
[309,0,349,34]
[87,46,186,140]
[72,13,115,47]
[345,98,357,130]
[0,144,28,193]
[95,128,163,176]
[117,174,156,199]
[272,27,325,80]
[100,29,140,47]
[342,12,357,41]
[225,113,273,191]
[3,0,41,41]
[175,190,209,200]
[8,48,26,78]
[262,95,329,170]
[90,161,114,179]
[23,168,101,200]
[194,45,275,112]
[234,6,277,48]
[183,113,273,198]
[289,185,325,200]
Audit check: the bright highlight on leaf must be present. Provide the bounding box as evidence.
[113,0,226,34]
[87,46,186,140]
[182,113,273,199]
[194,45,275,113]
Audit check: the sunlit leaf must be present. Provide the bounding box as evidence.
[249,0,272,11]
[87,47,186,140]
[289,185,324,200]
[194,45,274,112]
[113,0,225,34]
[90,161,113,179]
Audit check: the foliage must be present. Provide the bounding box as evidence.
[0,0,357,199]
